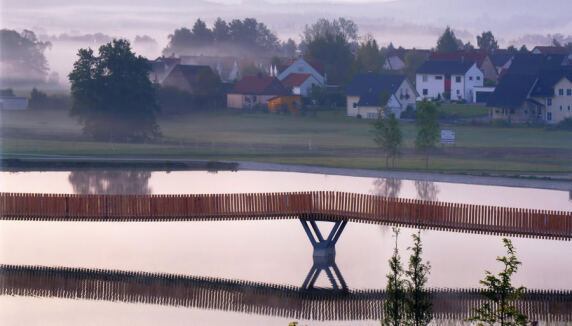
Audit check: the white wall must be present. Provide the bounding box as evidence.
[346,95,360,117]
[464,64,484,102]
[416,73,445,100]
[547,78,572,124]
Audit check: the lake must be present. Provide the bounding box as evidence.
[0,170,571,325]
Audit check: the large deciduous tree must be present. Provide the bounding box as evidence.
[303,19,355,85]
[467,238,528,326]
[69,39,160,142]
[354,35,383,74]
[436,26,462,52]
[477,31,499,52]
[0,29,51,86]
[372,110,402,168]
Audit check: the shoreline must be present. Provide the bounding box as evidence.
[1,156,571,191]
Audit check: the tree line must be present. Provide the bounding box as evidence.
[162,18,296,57]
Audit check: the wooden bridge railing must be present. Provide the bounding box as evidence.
[0,192,570,239]
[1,264,571,322]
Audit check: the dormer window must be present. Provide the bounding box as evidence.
[559,89,564,96]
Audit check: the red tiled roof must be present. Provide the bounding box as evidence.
[281,73,311,87]
[429,51,489,66]
[231,76,290,95]
[278,58,325,75]
[532,46,569,55]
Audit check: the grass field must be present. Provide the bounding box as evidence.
[1,108,572,174]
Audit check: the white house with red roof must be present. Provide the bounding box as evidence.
[274,57,326,86]
[280,73,321,96]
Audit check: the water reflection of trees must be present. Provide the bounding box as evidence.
[415,180,439,202]
[372,178,402,198]
[68,170,152,194]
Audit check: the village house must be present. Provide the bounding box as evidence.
[227,75,290,109]
[416,60,483,102]
[490,51,514,76]
[180,55,239,82]
[161,65,219,94]
[346,73,417,119]
[488,68,572,124]
[149,56,181,84]
[274,57,326,86]
[429,51,498,82]
[531,46,570,55]
[280,73,321,96]
[382,49,430,71]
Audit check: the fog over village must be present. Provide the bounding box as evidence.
[1,1,571,325]
[2,0,572,86]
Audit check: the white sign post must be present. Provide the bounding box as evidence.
[441,129,455,145]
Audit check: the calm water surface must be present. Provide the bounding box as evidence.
[0,170,571,325]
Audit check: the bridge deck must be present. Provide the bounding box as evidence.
[1,265,570,322]
[1,192,571,239]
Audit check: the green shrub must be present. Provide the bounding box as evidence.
[491,119,511,128]
[554,118,572,131]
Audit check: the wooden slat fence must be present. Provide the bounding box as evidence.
[1,264,571,322]
[0,192,570,240]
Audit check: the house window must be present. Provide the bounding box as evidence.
[367,112,378,119]
[567,89,572,96]
[455,76,461,83]
[569,106,571,111]
[353,102,357,108]
[547,112,552,121]
[422,75,428,82]
[435,75,443,80]
[423,89,428,95]
[524,110,528,115]
[469,76,473,81]
[560,105,563,111]
[476,76,481,80]
[547,98,552,106]
[559,89,564,96]
[510,108,515,114]
[456,90,460,95]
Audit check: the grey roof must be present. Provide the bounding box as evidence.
[346,74,407,106]
[490,53,513,67]
[486,74,537,108]
[506,53,566,75]
[530,68,572,97]
[416,60,475,75]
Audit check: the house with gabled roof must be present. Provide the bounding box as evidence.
[532,46,570,55]
[488,67,572,123]
[275,57,325,86]
[382,48,430,71]
[161,65,219,94]
[429,51,498,82]
[416,60,483,102]
[280,73,321,96]
[346,73,417,119]
[227,76,290,109]
[149,56,181,84]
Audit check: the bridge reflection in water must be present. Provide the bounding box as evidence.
[1,264,570,323]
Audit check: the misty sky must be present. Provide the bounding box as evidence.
[2,0,572,85]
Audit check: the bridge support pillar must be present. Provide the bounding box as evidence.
[300,218,348,292]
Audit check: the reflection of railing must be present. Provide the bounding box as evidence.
[1,192,571,240]
[1,265,570,322]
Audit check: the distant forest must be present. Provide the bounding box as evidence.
[162,18,297,57]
